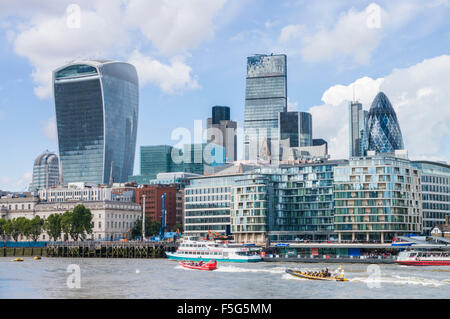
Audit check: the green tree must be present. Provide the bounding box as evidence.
[60,205,93,241]
[72,204,93,241]
[16,217,31,240]
[131,216,161,239]
[4,218,23,241]
[44,214,62,241]
[60,211,72,241]
[0,218,6,240]
[28,216,44,241]
[149,221,162,236]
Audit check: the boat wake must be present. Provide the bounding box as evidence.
[350,275,446,287]
[213,265,286,274]
[281,273,308,281]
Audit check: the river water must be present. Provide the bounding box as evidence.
[0,257,449,299]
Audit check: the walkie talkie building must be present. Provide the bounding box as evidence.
[53,60,139,185]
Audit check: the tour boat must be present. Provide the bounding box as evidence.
[166,236,262,263]
[395,250,450,266]
[285,268,348,282]
[179,259,217,271]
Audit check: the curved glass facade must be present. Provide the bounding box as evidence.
[30,151,60,191]
[53,61,138,185]
[366,92,404,154]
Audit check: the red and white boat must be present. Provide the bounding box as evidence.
[179,259,217,271]
[396,250,450,266]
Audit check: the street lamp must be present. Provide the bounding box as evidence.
[142,194,146,241]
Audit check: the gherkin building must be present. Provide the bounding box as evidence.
[366,92,404,154]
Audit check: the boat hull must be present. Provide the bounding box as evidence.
[395,260,450,266]
[285,269,348,282]
[166,252,261,263]
[179,260,217,271]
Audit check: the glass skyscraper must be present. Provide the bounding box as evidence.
[53,60,138,185]
[279,111,312,148]
[244,54,287,161]
[366,92,404,154]
[349,101,367,157]
[29,150,60,192]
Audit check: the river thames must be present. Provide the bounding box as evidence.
[1,257,449,299]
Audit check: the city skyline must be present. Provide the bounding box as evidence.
[1,0,450,191]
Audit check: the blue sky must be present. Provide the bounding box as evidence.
[1,0,449,191]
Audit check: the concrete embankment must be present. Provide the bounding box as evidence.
[1,247,47,257]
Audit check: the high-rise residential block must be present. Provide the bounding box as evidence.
[333,156,422,243]
[412,161,450,235]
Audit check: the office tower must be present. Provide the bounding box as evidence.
[244,54,287,161]
[177,143,226,174]
[207,106,237,162]
[412,161,450,235]
[348,101,368,157]
[278,111,312,147]
[29,150,60,191]
[53,60,138,185]
[333,156,422,243]
[212,106,230,125]
[129,143,226,184]
[366,92,404,154]
[140,145,178,179]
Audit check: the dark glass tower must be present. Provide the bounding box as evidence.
[278,111,312,147]
[53,60,139,184]
[366,92,404,154]
[244,54,287,161]
[212,106,230,125]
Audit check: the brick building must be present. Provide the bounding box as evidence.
[136,185,179,230]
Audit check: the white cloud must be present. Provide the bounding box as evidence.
[300,3,385,64]
[42,116,57,140]
[11,0,130,98]
[308,55,450,162]
[0,172,32,192]
[287,97,299,111]
[322,76,384,106]
[279,24,304,43]
[128,50,200,94]
[3,0,227,98]
[125,0,227,55]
